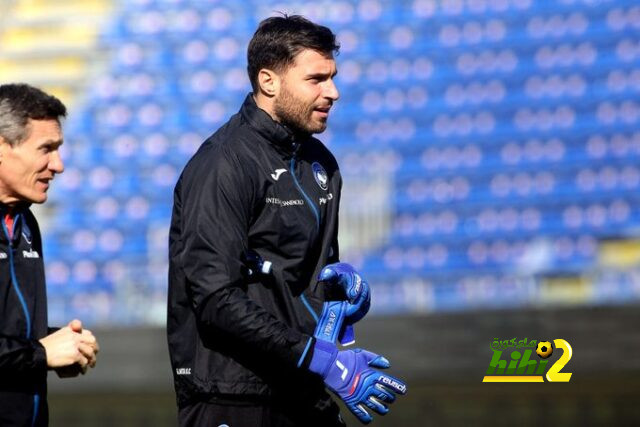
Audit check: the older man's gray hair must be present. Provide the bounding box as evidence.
[0,83,67,146]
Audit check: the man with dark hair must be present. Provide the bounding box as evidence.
[0,83,99,426]
[168,15,406,426]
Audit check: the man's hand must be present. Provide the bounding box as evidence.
[68,319,100,368]
[318,263,370,324]
[308,340,407,424]
[39,319,99,377]
[316,263,371,345]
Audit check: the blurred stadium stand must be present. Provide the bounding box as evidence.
[0,0,113,104]
[2,0,640,425]
[11,0,635,325]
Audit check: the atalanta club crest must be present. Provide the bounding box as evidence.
[312,162,328,190]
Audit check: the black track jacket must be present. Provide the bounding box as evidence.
[168,95,343,410]
[0,204,49,426]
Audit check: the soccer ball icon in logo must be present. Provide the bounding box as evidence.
[536,341,553,359]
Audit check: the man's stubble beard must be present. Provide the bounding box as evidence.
[273,84,327,135]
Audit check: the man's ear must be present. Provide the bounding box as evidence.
[257,68,280,97]
[0,137,7,164]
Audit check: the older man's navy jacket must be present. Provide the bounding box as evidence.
[0,204,50,426]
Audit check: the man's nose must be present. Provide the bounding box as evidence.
[324,79,340,102]
[49,150,64,174]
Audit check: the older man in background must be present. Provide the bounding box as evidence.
[0,83,99,426]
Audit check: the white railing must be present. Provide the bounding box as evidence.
[339,168,394,265]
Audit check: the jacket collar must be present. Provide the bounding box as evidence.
[0,201,29,215]
[240,93,309,155]
[0,202,28,244]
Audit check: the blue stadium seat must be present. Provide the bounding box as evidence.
[40,0,640,323]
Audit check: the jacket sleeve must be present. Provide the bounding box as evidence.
[179,145,312,368]
[0,335,48,374]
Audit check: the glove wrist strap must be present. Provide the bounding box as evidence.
[314,301,347,343]
[309,339,338,378]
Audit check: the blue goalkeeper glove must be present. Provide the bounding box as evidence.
[315,263,371,345]
[309,339,407,424]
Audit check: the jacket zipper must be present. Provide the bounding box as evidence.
[1,215,31,339]
[288,149,321,325]
[289,156,320,231]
